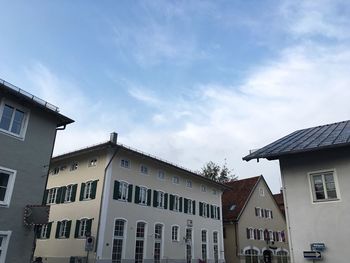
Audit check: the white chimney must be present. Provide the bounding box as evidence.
[110,132,118,144]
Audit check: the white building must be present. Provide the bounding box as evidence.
[35,133,228,263]
[243,120,350,263]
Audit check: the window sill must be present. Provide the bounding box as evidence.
[0,128,25,141]
[0,203,10,208]
[313,198,340,203]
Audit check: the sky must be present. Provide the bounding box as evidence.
[1,0,350,193]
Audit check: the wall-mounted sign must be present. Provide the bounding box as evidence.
[311,243,326,252]
[303,251,322,260]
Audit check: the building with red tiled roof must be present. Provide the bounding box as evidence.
[222,176,289,263]
[273,192,285,216]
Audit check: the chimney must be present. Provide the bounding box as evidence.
[110,132,118,144]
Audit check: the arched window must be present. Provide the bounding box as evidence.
[112,219,126,263]
[201,230,207,261]
[135,222,146,263]
[277,251,288,263]
[245,249,259,263]
[213,231,219,263]
[154,224,163,263]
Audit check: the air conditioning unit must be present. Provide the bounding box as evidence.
[187,219,193,227]
[69,257,87,263]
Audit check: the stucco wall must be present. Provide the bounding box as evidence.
[280,148,350,263]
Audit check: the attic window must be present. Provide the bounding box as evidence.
[229,204,236,211]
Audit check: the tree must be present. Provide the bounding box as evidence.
[200,159,237,183]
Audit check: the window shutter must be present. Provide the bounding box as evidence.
[254,229,257,240]
[246,228,250,239]
[179,197,183,212]
[113,181,120,200]
[71,184,78,202]
[79,183,86,201]
[36,225,42,238]
[264,209,268,218]
[128,184,133,202]
[257,229,261,240]
[46,222,52,239]
[271,211,273,219]
[153,190,158,207]
[199,202,203,216]
[147,189,152,206]
[217,207,220,220]
[43,190,49,205]
[90,180,98,199]
[206,204,210,217]
[255,207,258,216]
[55,222,61,238]
[74,220,81,238]
[193,200,196,215]
[66,221,72,238]
[135,186,140,204]
[210,205,214,218]
[281,231,285,242]
[184,198,188,214]
[169,195,174,211]
[60,186,67,203]
[56,187,63,204]
[264,229,269,241]
[164,193,168,209]
[86,219,92,235]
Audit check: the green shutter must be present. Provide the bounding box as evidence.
[86,219,92,236]
[147,189,152,206]
[79,183,86,201]
[43,190,49,205]
[153,190,158,207]
[65,221,72,238]
[113,181,120,200]
[135,186,140,204]
[217,207,220,220]
[128,184,133,202]
[90,180,98,199]
[207,204,210,217]
[55,222,61,238]
[193,200,196,215]
[36,225,42,239]
[169,195,174,211]
[71,184,77,202]
[56,187,62,204]
[199,202,203,216]
[60,186,67,203]
[184,198,188,214]
[179,197,183,212]
[74,220,81,238]
[47,222,52,238]
[211,205,214,218]
[164,193,168,209]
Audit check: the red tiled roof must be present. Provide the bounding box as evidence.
[273,193,285,216]
[222,176,260,222]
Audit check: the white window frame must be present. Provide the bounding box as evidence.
[157,191,165,208]
[308,169,340,203]
[157,170,165,180]
[154,223,163,263]
[186,180,192,188]
[58,220,69,238]
[188,199,193,214]
[201,185,207,192]
[201,229,208,261]
[140,165,148,175]
[119,181,129,201]
[172,176,179,184]
[203,203,208,218]
[0,166,16,207]
[135,221,147,263]
[83,181,93,200]
[269,230,274,241]
[47,188,58,204]
[64,184,74,203]
[78,218,89,238]
[120,159,130,169]
[259,187,265,197]
[51,167,60,175]
[88,158,98,167]
[248,228,254,240]
[259,229,264,240]
[112,218,127,262]
[173,195,179,211]
[0,231,11,263]
[0,100,29,140]
[171,225,179,242]
[212,205,218,219]
[70,162,78,171]
[139,187,148,205]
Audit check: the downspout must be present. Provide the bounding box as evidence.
[94,142,120,259]
[234,221,239,261]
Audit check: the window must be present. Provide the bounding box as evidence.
[173,195,179,211]
[139,187,148,205]
[172,176,179,184]
[203,203,208,217]
[213,232,219,263]
[55,220,71,239]
[140,165,148,175]
[0,167,16,207]
[201,185,207,192]
[120,182,129,201]
[255,207,261,217]
[0,232,11,263]
[51,167,60,175]
[156,191,165,208]
[120,159,130,168]
[154,224,163,263]
[47,188,58,204]
[259,229,264,240]
[246,228,254,240]
[0,102,27,138]
[212,205,218,219]
[186,198,193,214]
[38,223,52,239]
[201,230,207,261]
[269,230,274,241]
[89,159,97,167]
[310,171,338,201]
[75,218,92,238]
[70,162,78,171]
[186,228,192,263]
[212,189,217,195]
[64,184,76,203]
[112,219,126,263]
[84,181,93,199]
[80,180,98,201]
[259,188,265,197]
[186,180,192,188]
[245,249,259,263]
[277,251,288,263]
[157,170,165,180]
[135,222,146,263]
[171,226,179,241]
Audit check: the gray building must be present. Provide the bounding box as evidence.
[243,120,350,263]
[0,79,73,263]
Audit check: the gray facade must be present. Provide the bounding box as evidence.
[0,80,72,263]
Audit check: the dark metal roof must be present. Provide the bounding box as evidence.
[243,120,350,161]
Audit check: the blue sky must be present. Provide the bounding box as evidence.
[1,0,350,192]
